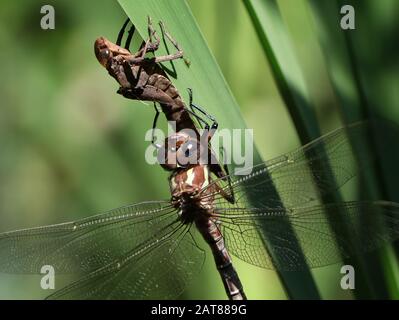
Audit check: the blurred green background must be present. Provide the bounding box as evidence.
[0,0,398,299]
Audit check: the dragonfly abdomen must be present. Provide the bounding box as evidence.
[195,217,246,300]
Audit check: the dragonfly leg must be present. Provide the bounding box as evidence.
[154,21,187,64]
[118,16,161,58]
[187,88,218,141]
[186,89,231,185]
[124,23,136,50]
[147,16,160,51]
[220,150,236,204]
[129,16,161,60]
[138,39,151,59]
[212,178,235,204]
[116,18,130,46]
[151,103,162,149]
[115,18,137,51]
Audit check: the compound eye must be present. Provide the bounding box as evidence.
[102,49,110,58]
[177,141,199,167]
[184,142,193,157]
[96,49,112,67]
[157,144,178,171]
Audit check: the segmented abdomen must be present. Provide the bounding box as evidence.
[147,74,184,108]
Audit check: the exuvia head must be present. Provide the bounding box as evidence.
[94,37,131,68]
[157,131,207,171]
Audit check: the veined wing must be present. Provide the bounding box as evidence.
[0,201,177,274]
[216,201,399,270]
[203,121,368,209]
[46,221,204,300]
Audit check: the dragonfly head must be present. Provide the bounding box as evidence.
[157,131,207,171]
[94,37,131,68]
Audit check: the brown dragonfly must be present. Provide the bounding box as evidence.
[95,17,194,135]
[94,17,228,182]
[0,121,398,299]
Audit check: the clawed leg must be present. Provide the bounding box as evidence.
[147,16,160,52]
[219,147,235,204]
[211,174,235,204]
[135,16,161,58]
[124,24,136,50]
[186,89,234,202]
[117,16,160,55]
[119,17,188,66]
[116,18,137,50]
[116,18,130,46]
[116,18,137,51]
[187,88,218,141]
[151,103,162,149]
[154,21,189,65]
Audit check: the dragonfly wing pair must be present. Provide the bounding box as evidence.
[2,122,399,298]
[0,201,204,299]
[216,201,399,271]
[208,122,399,270]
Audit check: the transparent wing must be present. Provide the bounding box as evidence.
[46,224,205,300]
[216,201,399,270]
[0,201,178,274]
[204,122,367,209]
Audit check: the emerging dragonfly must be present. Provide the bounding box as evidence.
[94,17,228,182]
[94,16,194,134]
[0,121,398,299]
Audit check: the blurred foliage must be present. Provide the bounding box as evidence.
[0,0,398,300]
[244,0,399,300]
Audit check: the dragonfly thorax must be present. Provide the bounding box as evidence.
[169,164,214,224]
[169,165,210,198]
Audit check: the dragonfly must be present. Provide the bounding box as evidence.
[0,121,398,300]
[94,17,229,182]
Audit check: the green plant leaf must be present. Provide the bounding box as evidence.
[309,0,399,298]
[243,0,393,299]
[117,0,320,299]
[243,0,320,144]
